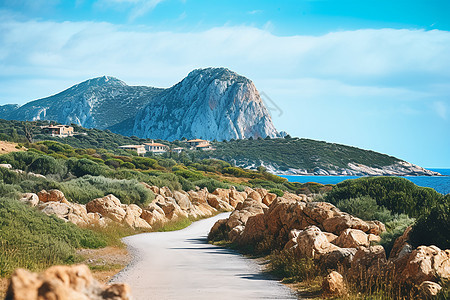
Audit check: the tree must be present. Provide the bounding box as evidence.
[23,121,35,143]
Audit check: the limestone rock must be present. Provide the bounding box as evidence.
[122,204,151,229]
[262,193,277,207]
[226,198,264,230]
[86,194,126,222]
[295,226,339,259]
[400,246,450,284]
[156,197,187,220]
[322,214,371,235]
[334,228,370,248]
[37,189,69,204]
[18,193,39,207]
[322,271,347,297]
[389,226,412,259]
[5,264,131,300]
[38,202,72,219]
[207,194,233,211]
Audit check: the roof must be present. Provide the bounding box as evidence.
[41,125,72,129]
[186,139,208,143]
[119,145,145,149]
[196,144,212,148]
[144,142,168,147]
[173,147,184,150]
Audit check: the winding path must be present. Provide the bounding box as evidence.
[112,213,298,299]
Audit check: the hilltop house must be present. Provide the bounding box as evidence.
[172,147,185,154]
[144,141,169,154]
[185,139,214,151]
[40,125,74,137]
[118,145,146,156]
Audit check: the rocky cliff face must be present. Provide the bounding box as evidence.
[131,68,279,141]
[2,76,162,130]
[0,68,279,141]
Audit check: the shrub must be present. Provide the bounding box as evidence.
[192,178,230,193]
[269,188,284,197]
[28,156,66,176]
[335,196,394,224]
[410,199,449,250]
[66,158,111,177]
[325,177,443,218]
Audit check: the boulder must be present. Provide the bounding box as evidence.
[247,190,262,202]
[228,188,246,207]
[334,229,370,248]
[350,245,387,280]
[212,188,230,202]
[159,186,173,198]
[123,204,151,229]
[400,246,450,284]
[262,193,277,207]
[37,189,70,204]
[322,271,347,297]
[18,193,39,207]
[226,199,264,230]
[322,248,357,269]
[156,197,187,220]
[254,188,268,199]
[86,212,107,227]
[322,214,371,235]
[323,232,338,244]
[294,226,340,259]
[86,194,126,222]
[419,281,442,298]
[389,226,412,259]
[38,202,72,219]
[235,214,266,245]
[5,264,131,300]
[207,194,234,211]
[172,191,191,211]
[141,203,167,226]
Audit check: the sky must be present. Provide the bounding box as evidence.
[0,0,449,168]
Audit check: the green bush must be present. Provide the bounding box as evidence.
[59,176,154,206]
[28,156,66,176]
[66,158,111,177]
[335,196,394,224]
[192,178,230,193]
[410,199,449,249]
[325,177,443,218]
[269,188,284,197]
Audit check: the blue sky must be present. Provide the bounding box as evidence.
[0,0,449,167]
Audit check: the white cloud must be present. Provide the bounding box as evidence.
[95,0,165,21]
[0,16,449,111]
[432,101,448,120]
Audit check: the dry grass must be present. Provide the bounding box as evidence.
[0,140,25,155]
[77,246,130,284]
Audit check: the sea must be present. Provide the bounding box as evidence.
[280,168,450,195]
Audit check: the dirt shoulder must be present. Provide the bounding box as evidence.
[77,246,131,284]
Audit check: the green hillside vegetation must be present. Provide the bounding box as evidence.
[199,136,401,171]
[0,197,106,276]
[325,177,449,250]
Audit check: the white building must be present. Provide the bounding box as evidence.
[144,141,169,154]
[118,145,146,156]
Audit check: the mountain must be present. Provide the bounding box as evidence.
[1,76,162,130]
[0,68,279,141]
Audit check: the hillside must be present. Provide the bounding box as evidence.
[0,68,279,141]
[197,137,440,176]
[0,119,438,176]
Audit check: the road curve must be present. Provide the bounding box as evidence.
[112,213,298,300]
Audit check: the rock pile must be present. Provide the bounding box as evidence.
[18,185,255,230]
[209,196,449,297]
[5,264,130,300]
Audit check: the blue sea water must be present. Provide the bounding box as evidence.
[280,168,450,195]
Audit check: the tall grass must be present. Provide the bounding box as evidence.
[0,197,107,276]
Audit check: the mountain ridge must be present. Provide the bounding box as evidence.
[0,68,279,141]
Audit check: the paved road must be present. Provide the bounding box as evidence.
[112,213,298,300]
